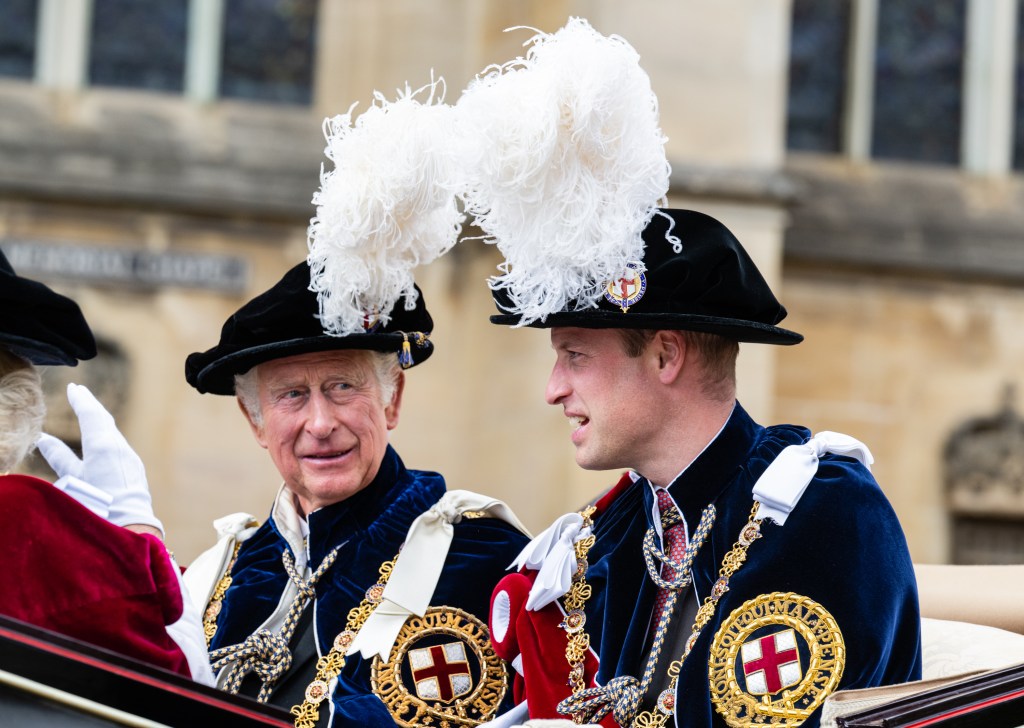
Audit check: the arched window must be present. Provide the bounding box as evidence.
[1013,5,1024,169]
[787,0,1018,171]
[220,0,317,105]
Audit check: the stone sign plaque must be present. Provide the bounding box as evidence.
[1,240,248,293]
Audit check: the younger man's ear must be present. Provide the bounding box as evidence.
[653,330,686,384]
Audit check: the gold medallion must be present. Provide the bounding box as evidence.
[709,592,845,727]
[603,263,647,313]
[372,606,508,727]
[304,679,330,704]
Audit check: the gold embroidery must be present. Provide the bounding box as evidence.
[372,607,508,727]
[709,592,845,726]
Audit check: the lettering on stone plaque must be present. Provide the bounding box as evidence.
[1,240,247,292]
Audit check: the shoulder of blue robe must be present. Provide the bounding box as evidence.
[326,515,529,726]
[679,424,921,728]
[580,419,815,686]
[206,517,289,650]
[331,516,529,721]
[440,516,533,620]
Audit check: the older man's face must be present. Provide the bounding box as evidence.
[242,349,402,515]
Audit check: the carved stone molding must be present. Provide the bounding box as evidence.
[945,385,1024,518]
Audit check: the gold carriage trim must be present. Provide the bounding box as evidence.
[709,592,845,727]
[372,606,508,727]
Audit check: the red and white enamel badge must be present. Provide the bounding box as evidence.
[603,263,647,313]
[709,592,845,727]
[740,628,803,696]
[408,641,472,702]
[372,606,507,727]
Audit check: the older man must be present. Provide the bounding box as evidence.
[487,209,921,728]
[181,260,529,727]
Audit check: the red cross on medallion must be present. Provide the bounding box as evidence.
[617,276,636,300]
[742,630,800,695]
[411,644,471,702]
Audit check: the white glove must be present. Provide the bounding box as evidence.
[36,383,163,535]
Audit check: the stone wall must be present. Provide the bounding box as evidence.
[3,0,795,561]
[780,155,1024,563]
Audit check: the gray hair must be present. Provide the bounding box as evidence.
[234,350,402,427]
[0,350,45,473]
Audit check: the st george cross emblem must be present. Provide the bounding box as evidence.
[372,606,508,727]
[709,592,845,727]
[603,263,647,313]
[409,642,472,702]
[362,309,382,332]
[740,628,802,695]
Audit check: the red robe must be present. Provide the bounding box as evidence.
[489,474,633,725]
[0,474,192,677]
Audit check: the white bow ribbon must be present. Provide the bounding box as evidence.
[349,489,528,662]
[752,431,873,525]
[508,511,592,612]
[182,512,261,613]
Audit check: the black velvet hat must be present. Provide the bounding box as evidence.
[185,261,434,395]
[0,249,97,366]
[490,209,802,345]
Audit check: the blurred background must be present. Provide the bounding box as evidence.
[3,0,1024,565]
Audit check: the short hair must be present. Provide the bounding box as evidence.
[616,328,738,402]
[234,350,402,427]
[0,349,45,473]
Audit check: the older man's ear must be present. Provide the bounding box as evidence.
[385,371,405,431]
[237,396,267,448]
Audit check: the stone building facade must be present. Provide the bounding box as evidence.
[2,0,1023,564]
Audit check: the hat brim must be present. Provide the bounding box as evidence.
[489,311,803,345]
[189,333,434,395]
[0,332,83,366]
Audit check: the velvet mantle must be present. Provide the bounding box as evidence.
[510,403,921,727]
[209,446,529,725]
[0,474,190,677]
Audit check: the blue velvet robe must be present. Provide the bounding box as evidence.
[584,403,922,727]
[208,446,529,725]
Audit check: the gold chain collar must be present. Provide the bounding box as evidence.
[290,553,398,728]
[204,541,244,646]
[203,540,398,727]
[558,501,764,727]
[560,505,597,698]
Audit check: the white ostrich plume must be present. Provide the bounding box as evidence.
[308,77,463,336]
[455,17,670,324]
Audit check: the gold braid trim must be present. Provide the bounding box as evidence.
[203,540,244,647]
[291,555,398,728]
